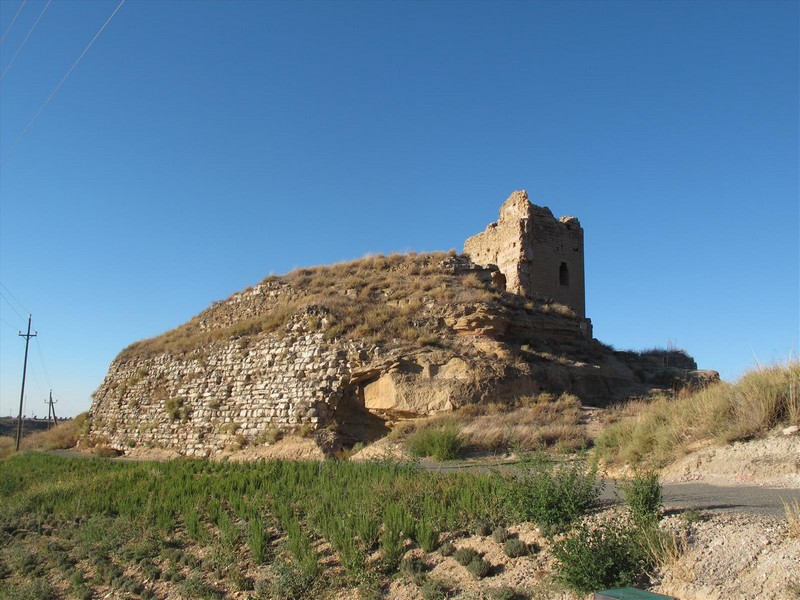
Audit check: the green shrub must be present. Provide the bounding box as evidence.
[420,578,452,600]
[491,526,509,543]
[512,454,600,534]
[399,555,427,585]
[248,516,271,564]
[466,556,491,579]
[453,547,477,566]
[620,471,663,525]
[473,519,492,536]
[489,587,522,600]
[380,527,405,571]
[439,542,455,557]
[680,509,702,523]
[268,558,317,599]
[406,423,463,461]
[552,521,645,593]
[416,520,440,552]
[502,538,528,558]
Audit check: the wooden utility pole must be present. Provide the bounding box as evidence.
[45,390,57,428]
[15,315,37,451]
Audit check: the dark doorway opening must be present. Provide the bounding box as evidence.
[559,262,569,286]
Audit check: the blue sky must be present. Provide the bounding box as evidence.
[0,0,797,418]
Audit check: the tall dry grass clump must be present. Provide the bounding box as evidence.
[784,498,800,539]
[394,392,589,456]
[0,413,88,459]
[596,361,799,468]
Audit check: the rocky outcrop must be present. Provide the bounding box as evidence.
[88,253,713,456]
[88,191,718,456]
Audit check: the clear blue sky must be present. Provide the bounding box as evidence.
[1,0,797,418]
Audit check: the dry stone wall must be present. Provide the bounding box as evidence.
[91,310,376,456]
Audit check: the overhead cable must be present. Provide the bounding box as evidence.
[1,0,126,165]
[0,0,27,46]
[0,281,29,313]
[1,0,51,81]
[34,337,52,390]
[0,317,20,331]
[0,290,25,321]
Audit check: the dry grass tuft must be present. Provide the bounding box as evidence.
[393,392,589,455]
[117,252,511,362]
[0,414,88,460]
[596,361,800,469]
[116,251,586,364]
[784,498,800,539]
[460,393,588,452]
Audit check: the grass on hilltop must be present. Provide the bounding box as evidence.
[117,252,577,362]
[596,361,799,468]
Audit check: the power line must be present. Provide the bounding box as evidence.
[0,0,28,46]
[1,0,51,81]
[0,317,20,330]
[34,337,52,390]
[0,281,29,314]
[0,290,25,322]
[1,0,126,165]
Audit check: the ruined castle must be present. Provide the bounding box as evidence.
[88,190,708,456]
[464,190,590,334]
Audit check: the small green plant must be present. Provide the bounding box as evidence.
[399,555,427,586]
[439,542,455,557]
[502,538,528,558]
[466,556,491,579]
[406,422,463,461]
[489,587,522,600]
[164,397,190,421]
[473,519,492,536]
[512,454,600,534]
[620,471,663,525]
[269,557,318,599]
[416,520,440,552]
[453,547,477,566]
[553,520,646,593]
[491,526,509,543]
[420,577,452,600]
[680,508,702,524]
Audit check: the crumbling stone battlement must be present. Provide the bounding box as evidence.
[464,190,586,319]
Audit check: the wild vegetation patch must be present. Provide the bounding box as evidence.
[0,452,600,598]
[596,362,799,469]
[116,252,579,364]
[0,414,88,460]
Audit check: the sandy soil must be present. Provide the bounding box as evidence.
[660,432,800,488]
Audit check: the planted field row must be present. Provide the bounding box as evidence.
[1,453,601,598]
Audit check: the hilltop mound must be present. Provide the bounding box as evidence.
[89,252,708,457]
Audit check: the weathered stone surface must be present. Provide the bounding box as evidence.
[88,193,717,456]
[464,190,586,319]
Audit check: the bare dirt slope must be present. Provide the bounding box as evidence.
[660,432,800,488]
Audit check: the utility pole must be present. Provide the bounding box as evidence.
[16,315,37,451]
[45,390,57,429]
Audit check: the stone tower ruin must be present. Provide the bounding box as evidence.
[464,190,586,319]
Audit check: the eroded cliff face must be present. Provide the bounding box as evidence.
[89,253,713,456]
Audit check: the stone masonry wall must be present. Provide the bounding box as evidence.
[90,311,375,456]
[464,190,586,319]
